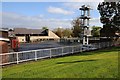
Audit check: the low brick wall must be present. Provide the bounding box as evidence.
[0,41,9,63]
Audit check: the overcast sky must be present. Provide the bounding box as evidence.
[1,0,104,30]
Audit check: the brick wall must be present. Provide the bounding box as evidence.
[0,31,8,38]
[0,41,9,63]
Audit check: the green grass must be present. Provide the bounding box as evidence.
[2,47,119,78]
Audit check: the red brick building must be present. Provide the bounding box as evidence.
[0,29,9,63]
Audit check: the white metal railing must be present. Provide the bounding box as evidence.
[0,42,114,66]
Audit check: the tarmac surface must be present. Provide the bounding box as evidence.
[18,41,81,52]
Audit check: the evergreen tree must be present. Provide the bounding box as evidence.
[71,17,82,37]
[97,1,120,37]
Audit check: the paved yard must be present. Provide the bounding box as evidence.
[18,41,81,51]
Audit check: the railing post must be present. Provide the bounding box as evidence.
[72,46,74,54]
[102,42,103,48]
[97,43,99,49]
[0,54,2,65]
[110,42,112,47]
[80,45,82,53]
[99,43,101,48]
[50,49,51,58]
[35,51,37,61]
[16,52,19,64]
[107,42,109,47]
[80,45,82,52]
[62,47,63,56]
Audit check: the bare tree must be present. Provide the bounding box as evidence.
[71,17,82,37]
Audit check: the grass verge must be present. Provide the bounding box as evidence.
[2,47,119,78]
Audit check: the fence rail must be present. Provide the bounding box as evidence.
[0,42,114,66]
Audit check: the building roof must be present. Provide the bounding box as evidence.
[13,28,47,34]
[79,5,91,10]
[0,37,9,42]
[0,28,9,32]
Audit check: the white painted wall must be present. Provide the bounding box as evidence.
[16,30,60,42]
[17,36,25,42]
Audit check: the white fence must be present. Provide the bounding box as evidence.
[0,42,113,66]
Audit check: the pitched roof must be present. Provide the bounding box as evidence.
[13,28,47,34]
[0,28,9,32]
[0,37,9,42]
